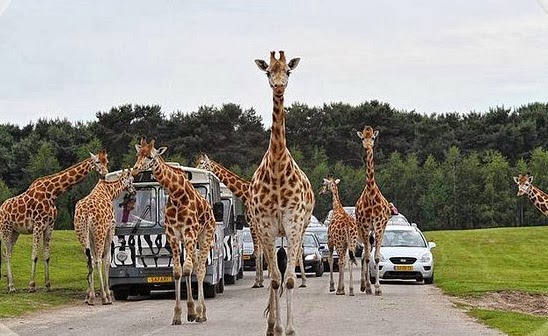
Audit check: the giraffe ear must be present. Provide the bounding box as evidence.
[323,178,329,184]
[528,176,534,183]
[255,59,269,72]
[288,58,300,70]
[513,176,519,184]
[373,130,379,138]
[135,144,141,152]
[356,131,364,139]
[157,147,168,156]
[90,152,97,160]
[335,179,340,185]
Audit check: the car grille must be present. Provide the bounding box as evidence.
[389,257,417,265]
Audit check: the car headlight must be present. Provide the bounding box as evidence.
[420,253,432,263]
[117,250,128,262]
[304,254,318,261]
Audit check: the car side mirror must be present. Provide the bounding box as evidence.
[428,242,436,249]
[213,202,224,222]
[235,214,246,230]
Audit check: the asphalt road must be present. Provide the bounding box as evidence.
[1,270,504,336]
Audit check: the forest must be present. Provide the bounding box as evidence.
[0,101,547,231]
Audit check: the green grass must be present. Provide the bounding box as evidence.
[0,230,88,318]
[425,226,548,335]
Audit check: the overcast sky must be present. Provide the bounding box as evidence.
[0,0,547,127]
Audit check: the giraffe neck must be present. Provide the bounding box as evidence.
[95,178,126,200]
[210,161,250,202]
[268,91,287,158]
[364,146,377,190]
[331,185,344,212]
[36,158,95,198]
[527,185,548,215]
[151,157,187,192]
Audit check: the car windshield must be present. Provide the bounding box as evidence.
[302,234,317,247]
[382,230,426,247]
[310,230,328,244]
[242,230,253,243]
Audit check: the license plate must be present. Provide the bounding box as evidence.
[394,265,413,271]
[147,276,173,283]
[244,255,251,260]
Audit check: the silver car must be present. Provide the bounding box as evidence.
[369,225,436,284]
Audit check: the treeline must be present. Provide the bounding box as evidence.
[0,101,547,230]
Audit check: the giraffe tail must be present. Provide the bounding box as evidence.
[349,250,357,266]
[276,238,287,297]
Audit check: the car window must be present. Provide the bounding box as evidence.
[311,230,328,244]
[302,234,317,247]
[382,230,426,247]
[242,230,253,243]
[387,215,410,226]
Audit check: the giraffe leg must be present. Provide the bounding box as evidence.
[373,229,383,296]
[102,231,114,304]
[195,230,211,323]
[261,238,282,336]
[284,230,304,336]
[28,230,44,292]
[84,248,95,305]
[169,238,184,325]
[2,230,19,293]
[42,225,53,291]
[298,245,307,288]
[328,246,335,292]
[336,254,346,295]
[183,237,198,323]
[348,250,355,296]
[96,259,110,305]
[360,230,373,294]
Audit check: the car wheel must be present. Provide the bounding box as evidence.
[315,262,324,277]
[113,287,129,301]
[237,267,244,279]
[217,276,225,293]
[424,274,434,284]
[225,274,236,285]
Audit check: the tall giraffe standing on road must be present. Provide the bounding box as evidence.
[320,177,358,296]
[73,169,134,305]
[251,51,315,336]
[196,153,309,289]
[0,151,109,293]
[132,138,215,325]
[355,126,391,296]
[513,173,548,216]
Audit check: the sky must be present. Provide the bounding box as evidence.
[0,0,547,128]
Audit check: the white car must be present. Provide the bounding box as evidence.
[369,225,436,284]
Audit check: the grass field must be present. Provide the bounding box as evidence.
[0,230,88,318]
[425,226,548,336]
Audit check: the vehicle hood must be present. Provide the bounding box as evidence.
[373,247,430,258]
[302,246,318,256]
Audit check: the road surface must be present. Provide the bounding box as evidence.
[1,270,504,336]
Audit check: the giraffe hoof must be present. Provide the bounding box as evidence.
[196,316,207,323]
[375,290,382,296]
[349,291,355,296]
[299,284,307,288]
[251,284,261,289]
[27,287,37,293]
[187,314,197,322]
[86,301,95,306]
[336,291,345,295]
[8,287,16,294]
[102,300,112,305]
[172,318,182,325]
[329,288,335,292]
[259,284,265,288]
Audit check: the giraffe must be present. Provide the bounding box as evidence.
[355,126,391,296]
[73,168,134,305]
[0,151,109,293]
[251,51,315,336]
[513,173,548,216]
[132,138,215,325]
[320,177,358,296]
[195,153,265,288]
[196,153,310,288]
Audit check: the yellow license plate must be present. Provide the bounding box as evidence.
[394,265,413,271]
[147,276,173,283]
[244,255,251,260]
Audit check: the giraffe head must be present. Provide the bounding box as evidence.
[255,51,300,94]
[90,150,109,177]
[119,168,135,194]
[196,153,213,171]
[356,126,379,149]
[132,138,167,175]
[513,173,534,196]
[320,177,340,195]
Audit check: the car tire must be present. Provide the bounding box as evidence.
[217,276,225,293]
[204,283,217,298]
[237,267,244,279]
[113,287,129,301]
[225,274,236,285]
[424,274,434,284]
[315,262,324,277]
